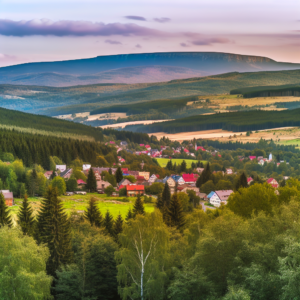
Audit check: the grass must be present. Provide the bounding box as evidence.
[277,139,300,147]
[8,193,156,222]
[156,158,206,168]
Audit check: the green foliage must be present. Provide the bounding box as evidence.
[114,213,124,238]
[227,183,278,218]
[145,182,164,195]
[222,286,251,300]
[116,211,169,300]
[103,210,115,236]
[37,186,73,276]
[167,194,186,229]
[66,176,78,192]
[156,194,164,210]
[125,208,133,221]
[0,193,12,228]
[133,194,145,217]
[84,197,103,227]
[115,166,124,183]
[162,182,171,206]
[51,176,67,195]
[17,194,35,236]
[86,168,97,192]
[103,171,117,187]
[105,185,115,196]
[0,227,52,299]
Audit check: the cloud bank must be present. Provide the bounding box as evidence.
[125,16,146,21]
[191,37,231,45]
[154,17,171,23]
[0,19,162,37]
[105,39,122,44]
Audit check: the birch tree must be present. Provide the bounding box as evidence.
[116,210,169,300]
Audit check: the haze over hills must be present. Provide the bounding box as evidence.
[1,52,300,87]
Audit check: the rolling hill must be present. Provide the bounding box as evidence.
[1,69,300,116]
[1,52,300,87]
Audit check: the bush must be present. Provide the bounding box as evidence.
[104,185,115,197]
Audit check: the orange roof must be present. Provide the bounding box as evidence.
[126,185,145,191]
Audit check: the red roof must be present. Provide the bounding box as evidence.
[249,156,256,160]
[184,149,189,153]
[122,168,128,172]
[145,145,151,148]
[126,185,145,191]
[267,178,277,184]
[182,174,196,182]
[137,176,145,181]
[119,185,125,190]
[247,177,253,183]
[139,144,144,147]
[77,179,86,185]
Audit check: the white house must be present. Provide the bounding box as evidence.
[148,174,158,184]
[56,165,66,172]
[269,153,273,161]
[209,190,234,207]
[83,164,91,171]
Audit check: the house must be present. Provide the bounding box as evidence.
[182,186,200,197]
[136,176,146,184]
[97,180,112,192]
[77,179,86,188]
[82,164,91,171]
[247,177,253,185]
[56,165,66,172]
[172,175,185,185]
[148,174,158,184]
[199,193,208,200]
[126,185,145,197]
[162,176,176,194]
[92,167,117,175]
[119,178,132,187]
[258,159,265,166]
[118,156,126,163]
[127,170,139,178]
[249,156,256,161]
[226,168,233,175]
[267,178,279,188]
[120,141,128,147]
[209,190,234,207]
[44,170,55,179]
[196,168,205,174]
[0,190,14,206]
[145,144,151,150]
[60,168,73,179]
[184,148,189,153]
[109,141,115,144]
[139,171,150,180]
[182,173,197,184]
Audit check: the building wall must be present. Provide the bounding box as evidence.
[139,172,150,180]
[209,194,221,207]
[5,198,13,206]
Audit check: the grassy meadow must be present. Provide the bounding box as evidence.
[156,158,206,168]
[8,193,156,223]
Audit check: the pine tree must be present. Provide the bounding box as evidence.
[29,168,38,196]
[166,160,173,170]
[239,172,248,188]
[114,212,123,237]
[133,194,145,217]
[167,194,185,230]
[36,186,72,276]
[19,183,26,198]
[125,208,133,221]
[156,193,164,210]
[84,197,103,227]
[162,182,171,207]
[103,210,114,236]
[115,167,123,183]
[196,162,211,188]
[86,168,97,192]
[180,160,187,172]
[0,193,12,228]
[17,194,35,235]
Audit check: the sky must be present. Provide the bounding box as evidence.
[0,0,299,67]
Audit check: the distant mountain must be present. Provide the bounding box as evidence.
[1,52,300,87]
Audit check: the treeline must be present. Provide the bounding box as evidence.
[0,106,103,141]
[0,128,112,168]
[90,96,198,116]
[137,108,300,133]
[230,84,300,98]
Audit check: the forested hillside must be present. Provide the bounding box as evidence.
[135,108,300,133]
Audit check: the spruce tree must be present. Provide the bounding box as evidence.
[84,197,103,227]
[168,194,185,230]
[114,212,123,237]
[162,182,171,207]
[17,194,35,235]
[240,172,248,188]
[180,160,187,172]
[156,193,164,210]
[103,210,114,236]
[166,160,173,170]
[36,186,72,276]
[133,194,145,217]
[86,168,97,192]
[19,183,26,198]
[0,193,12,228]
[115,167,123,183]
[197,162,211,188]
[125,208,133,221]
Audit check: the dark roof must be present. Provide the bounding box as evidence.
[60,168,72,177]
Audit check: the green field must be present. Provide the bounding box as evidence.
[8,193,156,222]
[156,158,206,168]
[277,139,300,147]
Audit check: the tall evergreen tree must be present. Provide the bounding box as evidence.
[28,168,38,196]
[162,181,171,207]
[19,183,26,198]
[196,162,211,188]
[17,194,35,235]
[115,167,123,183]
[114,212,123,238]
[0,193,12,228]
[133,194,145,217]
[36,186,72,276]
[125,208,133,221]
[166,160,173,170]
[86,168,97,192]
[180,160,187,172]
[156,193,164,210]
[240,172,248,189]
[103,210,114,236]
[84,197,103,227]
[167,194,185,230]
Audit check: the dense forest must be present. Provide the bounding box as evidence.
[230,84,300,98]
[136,108,300,133]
